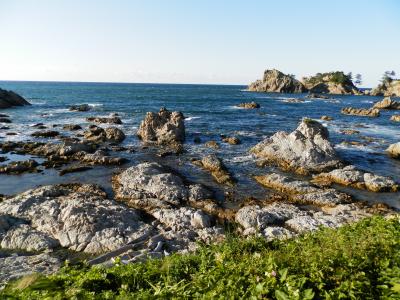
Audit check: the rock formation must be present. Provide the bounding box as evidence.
[69,104,91,112]
[192,155,235,186]
[312,165,399,192]
[302,72,360,95]
[250,119,342,174]
[391,115,400,122]
[0,88,31,109]
[370,80,400,97]
[236,102,260,109]
[248,69,307,93]
[341,107,380,117]
[137,108,185,145]
[387,142,400,159]
[373,97,400,109]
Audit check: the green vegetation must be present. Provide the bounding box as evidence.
[2,216,400,299]
[303,71,354,86]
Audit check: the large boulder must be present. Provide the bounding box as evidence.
[113,162,212,209]
[137,108,185,145]
[248,69,307,93]
[0,88,31,109]
[83,125,125,143]
[387,142,400,159]
[250,119,342,174]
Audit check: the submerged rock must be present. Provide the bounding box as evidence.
[236,102,260,109]
[341,107,380,117]
[86,116,122,124]
[69,104,91,112]
[0,118,12,123]
[0,88,31,109]
[0,160,38,174]
[222,136,241,145]
[312,165,399,192]
[62,124,82,131]
[137,108,185,145]
[251,119,342,174]
[321,115,333,121]
[31,130,60,138]
[193,155,234,186]
[248,69,306,93]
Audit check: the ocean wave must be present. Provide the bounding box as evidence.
[226,154,254,163]
[89,103,104,107]
[185,116,201,121]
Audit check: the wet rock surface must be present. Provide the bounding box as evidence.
[137,107,185,145]
[0,160,39,174]
[387,142,400,159]
[236,102,260,109]
[0,88,31,109]
[69,104,91,112]
[251,119,342,174]
[86,116,122,124]
[192,155,235,186]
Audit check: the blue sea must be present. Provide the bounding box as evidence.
[0,81,399,208]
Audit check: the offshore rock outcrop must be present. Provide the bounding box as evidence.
[302,72,360,95]
[0,88,31,109]
[248,69,307,93]
[341,107,380,117]
[236,102,260,109]
[250,119,342,175]
[137,108,185,145]
[387,142,400,159]
[373,97,400,110]
[370,79,400,97]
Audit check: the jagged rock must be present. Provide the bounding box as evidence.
[76,150,127,166]
[370,80,400,97]
[0,88,31,109]
[312,165,399,192]
[137,108,185,145]
[390,115,400,122]
[84,125,125,143]
[69,104,91,112]
[222,136,241,145]
[305,93,331,99]
[58,141,95,156]
[1,224,59,252]
[0,184,153,254]
[0,254,61,285]
[341,107,380,117]
[62,124,82,131]
[387,142,400,158]
[248,69,306,93]
[86,116,122,124]
[236,102,260,109]
[193,155,234,186]
[113,162,212,210]
[254,173,350,206]
[302,72,360,95]
[251,119,342,174]
[31,130,60,138]
[0,160,38,174]
[373,97,400,109]
[321,115,333,121]
[235,202,305,229]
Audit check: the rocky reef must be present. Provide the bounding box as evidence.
[341,107,380,117]
[248,69,307,93]
[0,88,31,109]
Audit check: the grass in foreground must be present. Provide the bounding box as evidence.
[2,216,400,299]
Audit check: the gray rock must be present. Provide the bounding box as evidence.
[248,69,307,93]
[137,107,185,145]
[251,119,342,174]
[69,104,91,112]
[86,116,122,124]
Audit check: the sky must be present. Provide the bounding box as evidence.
[0,0,399,87]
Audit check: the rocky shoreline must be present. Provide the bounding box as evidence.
[0,87,399,285]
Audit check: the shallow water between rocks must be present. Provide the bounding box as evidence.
[0,81,399,208]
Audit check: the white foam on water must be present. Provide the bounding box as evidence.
[89,103,104,107]
[335,143,377,153]
[185,116,201,121]
[226,154,254,163]
[356,124,400,138]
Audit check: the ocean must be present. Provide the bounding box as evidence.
[0,81,399,208]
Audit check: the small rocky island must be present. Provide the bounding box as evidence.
[248,69,360,95]
[0,88,31,109]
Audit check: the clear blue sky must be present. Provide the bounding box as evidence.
[0,0,399,87]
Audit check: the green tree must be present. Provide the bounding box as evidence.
[354,74,362,86]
